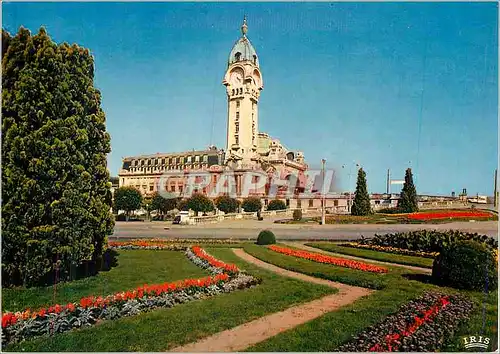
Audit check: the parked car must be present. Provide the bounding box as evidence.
[172,215,181,224]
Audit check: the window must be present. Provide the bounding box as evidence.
[334,200,339,207]
[162,158,165,164]
[203,155,208,163]
[187,156,192,163]
[236,112,240,121]
[253,54,257,64]
[155,159,158,165]
[286,199,290,207]
[297,199,302,208]
[239,88,242,94]
[141,160,145,166]
[195,155,200,162]
[235,135,239,145]
[235,52,241,61]
[235,122,239,133]
[150,186,154,191]
[236,100,240,108]
[309,199,314,207]
[264,199,268,206]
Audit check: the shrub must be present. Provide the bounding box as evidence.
[267,199,287,211]
[377,207,402,214]
[256,230,276,245]
[293,209,303,221]
[362,230,498,253]
[241,197,262,213]
[214,195,239,213]
[432,240,498,291]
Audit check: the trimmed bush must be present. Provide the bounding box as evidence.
[241,197,262,213]
[256,230,276,245]
[432,240,498,291]
[293,209,303,221]
[214,195,239,214]
[267,199,287,211]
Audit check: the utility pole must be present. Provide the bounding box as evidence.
[494,169,498,208]
[386,169,390,195]
[321,159,326,225]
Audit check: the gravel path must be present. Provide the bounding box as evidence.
[283,241,432,274]
[170,249,372,352]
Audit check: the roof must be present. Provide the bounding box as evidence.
[123,148,223,161]
[228,17,259,67]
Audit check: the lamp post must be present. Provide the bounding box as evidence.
[321,159,326,225]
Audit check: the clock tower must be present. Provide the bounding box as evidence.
[223,17,263,169]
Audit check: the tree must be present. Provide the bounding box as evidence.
[2,27,114,287]
[267,199,287,211]
[241,197,263,213]
[114,187,143,220]
[151,192,178,216]
[177,199,189,211]
[214,195,239,214]
[351,168,372,216]
[398,168,419,213]
[186,193,214,216]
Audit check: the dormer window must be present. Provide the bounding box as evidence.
[235,52,241,61]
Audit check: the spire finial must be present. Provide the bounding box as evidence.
[241,16,248,36]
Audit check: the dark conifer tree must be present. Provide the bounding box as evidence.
[398,168,419,213]
[351,168,372,216]
[2,27,114,286]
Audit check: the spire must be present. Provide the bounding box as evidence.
[241,16,248,37]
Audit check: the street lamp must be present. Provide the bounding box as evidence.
[321,159,326,225]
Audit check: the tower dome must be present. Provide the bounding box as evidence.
[228,17,259,67]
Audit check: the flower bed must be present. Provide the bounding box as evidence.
[337,291,474,352]
[1,247,259,346]
[268,245,388,273]
[108,240,186,250]
[339,242,438,259]
[149,238,245,244]
[407,210,493,220]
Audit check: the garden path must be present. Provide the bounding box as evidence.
[284,241,432,274]
[170,248,373,352]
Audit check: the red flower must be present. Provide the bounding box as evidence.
[369,295,451,351]
[268,245,388,273]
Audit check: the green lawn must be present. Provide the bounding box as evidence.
[306,242,435,268]
[241,244,498,352]
[243,243,412,290]
[2,250,210,313]
[5,248,336,352]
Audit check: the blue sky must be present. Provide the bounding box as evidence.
[3,2,498,196]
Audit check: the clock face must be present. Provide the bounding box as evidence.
[230,70,243,86]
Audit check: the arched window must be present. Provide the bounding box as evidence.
[253,55,257,64]
[235,52,241,61]
[239,88,243,94]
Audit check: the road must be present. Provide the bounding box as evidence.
[111,219,498,241]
